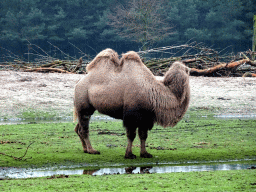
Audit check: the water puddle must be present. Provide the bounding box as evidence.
[214,113,256,119]
[0,115,116,125]
[1,162,255,179]
[1,113,256,125]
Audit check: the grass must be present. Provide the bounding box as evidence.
[18,110,56,119]
[0,117,255,168]
[1,170,256,191]
[1,116,256,191]
[0,108,73,122]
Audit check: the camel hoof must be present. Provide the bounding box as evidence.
[88,150,100,154]
[125,153,137,159]
[140,152,153,158]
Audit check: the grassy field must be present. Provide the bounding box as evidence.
[1,114,256,191]
[0,116,255,168]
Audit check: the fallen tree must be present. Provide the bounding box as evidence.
[189,58,251,76]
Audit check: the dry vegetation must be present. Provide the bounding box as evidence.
[1,42,255,77]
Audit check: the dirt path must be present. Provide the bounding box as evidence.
[0,71,255,120]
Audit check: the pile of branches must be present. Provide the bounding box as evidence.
[19,57,85,74]
[141,43,256,77]
[1,41,255,77]
[0,41,90,74]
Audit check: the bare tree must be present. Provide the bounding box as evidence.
[108,0,174,50]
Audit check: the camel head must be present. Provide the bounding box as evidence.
[163,61,190,103]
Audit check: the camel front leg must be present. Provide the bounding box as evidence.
[125,127,137,159]
[84,132,100,154]
[139,128,153,158]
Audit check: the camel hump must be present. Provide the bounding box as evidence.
[86,48,120,71]
[120,51,142,66]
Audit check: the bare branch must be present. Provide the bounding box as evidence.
[0,142,35,161]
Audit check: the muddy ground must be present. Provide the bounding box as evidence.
[0,70,255,120]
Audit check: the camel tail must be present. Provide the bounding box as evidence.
[73,106,78,123]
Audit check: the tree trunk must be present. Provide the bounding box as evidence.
[190,59,250,76]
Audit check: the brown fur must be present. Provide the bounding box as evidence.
[73,49,190,159]
[86,48,120,72]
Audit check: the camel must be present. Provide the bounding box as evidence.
[73,48,190,159]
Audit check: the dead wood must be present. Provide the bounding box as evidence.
[0,142,34,161]
[242,72,256,77]
[248,60,256,67]
[2,43,255,76]
[40,60,63,68]
[71,57,83,73]
[23,67,72,73]
[189,59,250,76]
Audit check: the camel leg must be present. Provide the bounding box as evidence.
[77,115,100,154]
[125,127,137,159]
[138,128,153,158]
[74,123,87,153]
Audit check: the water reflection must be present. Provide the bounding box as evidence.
[89,164,255,176]
[1,163,255,179]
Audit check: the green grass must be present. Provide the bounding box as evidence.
[0,118,255,168]
[1,117,256,191]
[18,110,56,119]
[0,107,73,121]
[1,170,256,191]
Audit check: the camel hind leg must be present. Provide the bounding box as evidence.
[138,127,153,158]
[138,114,154,158]
[75,113,100,154]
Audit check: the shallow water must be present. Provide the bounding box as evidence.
[0,115,116,125]
[1,162,255,179]
[1,113,256,125]
[214,113,256,119]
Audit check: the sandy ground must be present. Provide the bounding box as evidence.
[0,70,256,120]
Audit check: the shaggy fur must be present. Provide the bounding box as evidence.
[74,49,190,159]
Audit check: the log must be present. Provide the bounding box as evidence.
[242,72,256,77]
[248,60,256,67]
[190,59,250,76]
[184,58,207,64]
[23,67,72,74]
